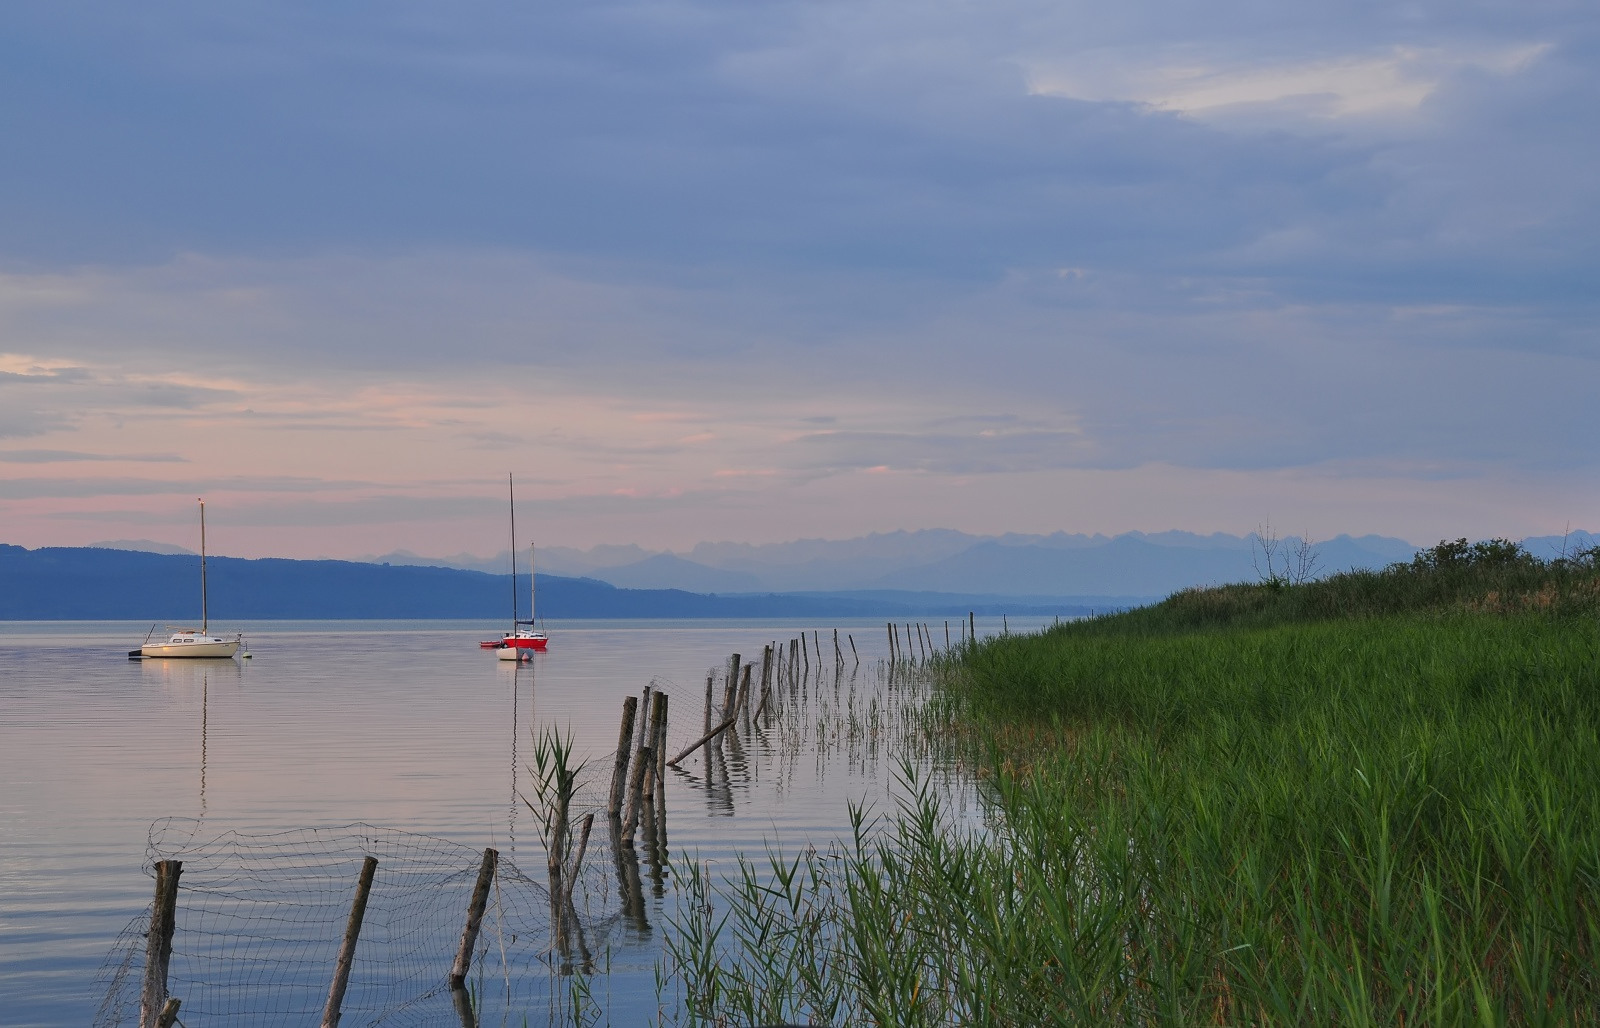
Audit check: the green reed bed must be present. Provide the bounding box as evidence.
[665,550,1600,1025]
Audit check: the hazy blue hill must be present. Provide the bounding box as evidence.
[0,545,780,619]
[0,545,1101,620]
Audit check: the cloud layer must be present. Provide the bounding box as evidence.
[0,1,1595,556]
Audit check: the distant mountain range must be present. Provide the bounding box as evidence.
[18,529,1587,621]
[359,529,1432,597]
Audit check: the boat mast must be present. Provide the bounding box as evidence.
[508,472,518,631]
[198,497,208,634]
[529,543,536,625]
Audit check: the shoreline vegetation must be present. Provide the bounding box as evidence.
[666,540,1600,1025]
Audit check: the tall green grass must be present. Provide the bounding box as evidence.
[940,615,1600,1024]
[665,548,1600,1025]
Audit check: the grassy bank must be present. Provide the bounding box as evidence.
[666,543,1600,1025]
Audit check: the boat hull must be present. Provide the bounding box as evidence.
[139,640,241,659]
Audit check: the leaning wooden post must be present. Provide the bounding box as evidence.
[945,621,950,650]
[969,611,976,645]
[801,635,808,675]
[450,848,499,987]
[813,631,822,667]
[886,622,895,662]
[848,633,859,665]
[759,645,773,710]
[608,696,638,818]
[321,855,378,1028]
[139,859,182,1028]
[833,629,843,668]
[668,712,739,766]
[703,674,713,731]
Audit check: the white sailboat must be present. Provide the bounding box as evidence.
[130,499,244,660]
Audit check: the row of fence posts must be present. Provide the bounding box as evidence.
[885,611,982,666]
[135,622,973,1027]
[137,844,496,1028]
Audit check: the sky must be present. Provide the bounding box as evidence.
[1,0,1596,559]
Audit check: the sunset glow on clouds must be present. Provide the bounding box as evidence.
[1,1,1596,558]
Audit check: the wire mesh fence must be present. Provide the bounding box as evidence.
[92,627,955,1026]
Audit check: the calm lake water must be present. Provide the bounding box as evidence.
[0,616,1049,1027]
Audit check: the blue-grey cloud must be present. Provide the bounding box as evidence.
[1,0,1596,537]
[0,449,187,463]
[0,475,371,500]
[2,1,1593,305]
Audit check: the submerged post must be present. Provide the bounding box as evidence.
[139,859,182,1028]
[608,696,638,817]
[450,848,499,987]
[321,855,378,1028]
[451,983,478,1028]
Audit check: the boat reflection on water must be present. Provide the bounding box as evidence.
[138,652,244,689]
[137,659,245,820]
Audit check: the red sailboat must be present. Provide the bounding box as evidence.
[480,473,548,657]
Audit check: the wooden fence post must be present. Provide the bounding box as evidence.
[139,859,182,1028]
[321,855,378,1028]
[450,848,499,987]
[608,696,638,818]
[654,695,669,810]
